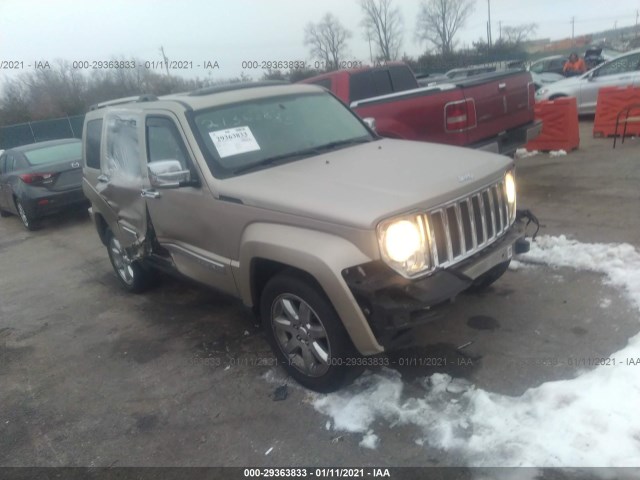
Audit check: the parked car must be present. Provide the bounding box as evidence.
[301,63,541,156]
[0,138,87,230]
[529,55,568,76]
[83,83,529,392]
[536,48,640,114]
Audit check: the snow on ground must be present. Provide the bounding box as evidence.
[312,235,640,466]
[507,259,535,271]
[549,150,567,157]
[359,431,379,449]
[515,148,539,158]
[515,149,569,159]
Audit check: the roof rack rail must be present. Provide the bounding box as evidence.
[89,94,159,111]
[187,80,289,97]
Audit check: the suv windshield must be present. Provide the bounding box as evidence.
[192,92,374,178]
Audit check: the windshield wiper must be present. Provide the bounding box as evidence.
[232,137,373,175]
[312,137,372,151]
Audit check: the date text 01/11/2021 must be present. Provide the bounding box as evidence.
[243,468,391,477]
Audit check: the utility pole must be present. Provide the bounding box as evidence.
[487,0,492,48]
[571,17,575,45]
[636,10,639,38]
[499,21,502,40]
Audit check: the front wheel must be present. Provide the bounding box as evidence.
[106,230,155,293]
[260,272,362,392]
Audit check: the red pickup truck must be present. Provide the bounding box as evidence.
[301,63,542,155]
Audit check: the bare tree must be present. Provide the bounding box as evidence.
[0,80,30,125]
[415,0,474,55]
[360,0,403,61]
[500,23,538,45]
[304,13,352,70]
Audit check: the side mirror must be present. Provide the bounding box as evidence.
[363,117,377,133]
[148,160,191,188]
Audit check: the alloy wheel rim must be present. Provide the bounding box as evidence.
[271,293,331,377]
[109,237,135,285]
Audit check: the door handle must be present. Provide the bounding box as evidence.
[97,174,109,183]
[141,189,161,199]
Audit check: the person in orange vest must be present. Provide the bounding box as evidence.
[563,53,586,77]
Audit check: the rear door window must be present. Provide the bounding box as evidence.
[389,66,417,92]
[596,53,640,77]
[372,70,393,96]
[349,72,377,102]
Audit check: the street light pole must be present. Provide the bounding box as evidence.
[487,0,492,48]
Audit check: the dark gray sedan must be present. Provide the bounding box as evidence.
[0,139,88,230]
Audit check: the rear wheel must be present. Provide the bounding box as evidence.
[106,230,155,293]
[0,209,10,218]
[15,199,38,231]
[260,272,362,392]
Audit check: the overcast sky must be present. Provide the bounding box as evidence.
[1,0,639,82]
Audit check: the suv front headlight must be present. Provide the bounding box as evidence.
[377,214,430,277]
[505,170,516,223]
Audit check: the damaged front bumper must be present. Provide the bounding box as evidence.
[342,222,528,349]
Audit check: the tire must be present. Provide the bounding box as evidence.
[260,271,363,392]
[0,209,10,218]
[467,259,511,293]
[106,230,155,293]
[15,199,39,231]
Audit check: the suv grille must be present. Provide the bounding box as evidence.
[425,180,511,268]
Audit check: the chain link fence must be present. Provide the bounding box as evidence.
[0,114,85,150]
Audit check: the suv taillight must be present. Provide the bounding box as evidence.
[19,173,56,185]
[445,99,476,132]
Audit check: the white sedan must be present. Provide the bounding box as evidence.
[536,48,640,114]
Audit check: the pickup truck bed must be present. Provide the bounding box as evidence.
[301,64,541,155]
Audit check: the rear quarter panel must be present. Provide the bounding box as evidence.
[352,89,467,145]
[461,71,534,145]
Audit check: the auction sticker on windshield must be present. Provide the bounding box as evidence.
[209,126,260,158]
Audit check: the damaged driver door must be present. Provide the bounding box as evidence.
[97,111,148,248]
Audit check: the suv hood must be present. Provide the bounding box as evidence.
[218,139,511,229]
